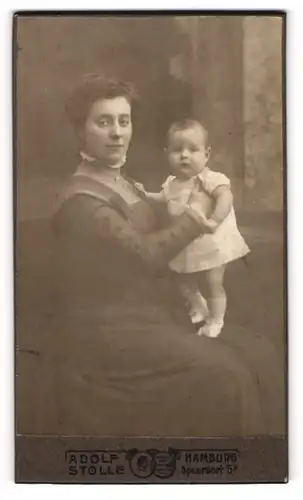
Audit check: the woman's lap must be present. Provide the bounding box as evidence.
[46,320,270,436]
[218,326,285,435]
[17,313,282,437]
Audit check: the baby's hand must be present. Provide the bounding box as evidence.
[200,216,218,233]
[134,181,146,193]
[145,191,165,202]
[189,210,218,233]
[134,182,164,202]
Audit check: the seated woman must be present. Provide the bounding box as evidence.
[17,75,284,438]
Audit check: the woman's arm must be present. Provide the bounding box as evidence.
[65,195,206,270]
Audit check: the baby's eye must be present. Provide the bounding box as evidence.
[119,117,130,127]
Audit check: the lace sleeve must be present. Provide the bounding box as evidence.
[73,196,203,269]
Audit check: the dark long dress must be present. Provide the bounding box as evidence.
[16,168,285,437]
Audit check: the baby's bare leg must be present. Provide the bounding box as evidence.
[197,265,227,338]
[177,273,209,324]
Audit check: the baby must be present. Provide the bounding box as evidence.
[138,119,250,338]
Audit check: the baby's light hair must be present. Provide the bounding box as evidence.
[167,118,209,147]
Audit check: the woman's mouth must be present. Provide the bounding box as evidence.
[107,144,124,150]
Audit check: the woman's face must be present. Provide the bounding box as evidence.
[82,96,132,166]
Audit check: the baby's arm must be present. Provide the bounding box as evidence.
[146,175,175,204]
[210,185,233,223]
[144,191,166,202]
[134,181,165,203]
[191,186,233,233]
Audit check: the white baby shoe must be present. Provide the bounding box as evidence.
[197,320,224,338]
[190,310,207,324]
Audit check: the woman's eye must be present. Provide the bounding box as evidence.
[98,119,110,127]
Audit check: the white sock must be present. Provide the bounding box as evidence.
[207,296,227,326]
[190,293,209,323]
[179,282,209,323]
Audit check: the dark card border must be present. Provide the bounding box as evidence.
[13,10,288,484]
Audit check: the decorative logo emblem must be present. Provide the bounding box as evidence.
[129,451,155,478]
[126,449,179,479]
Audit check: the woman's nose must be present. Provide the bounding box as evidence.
[110,122,122,138]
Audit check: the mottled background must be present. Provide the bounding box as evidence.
[16,15,284,219]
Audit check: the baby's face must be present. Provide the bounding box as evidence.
[167,126,210,180]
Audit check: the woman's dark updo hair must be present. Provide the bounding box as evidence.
[65,74,139,131]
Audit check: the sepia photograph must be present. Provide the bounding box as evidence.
[14,11,287,483]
